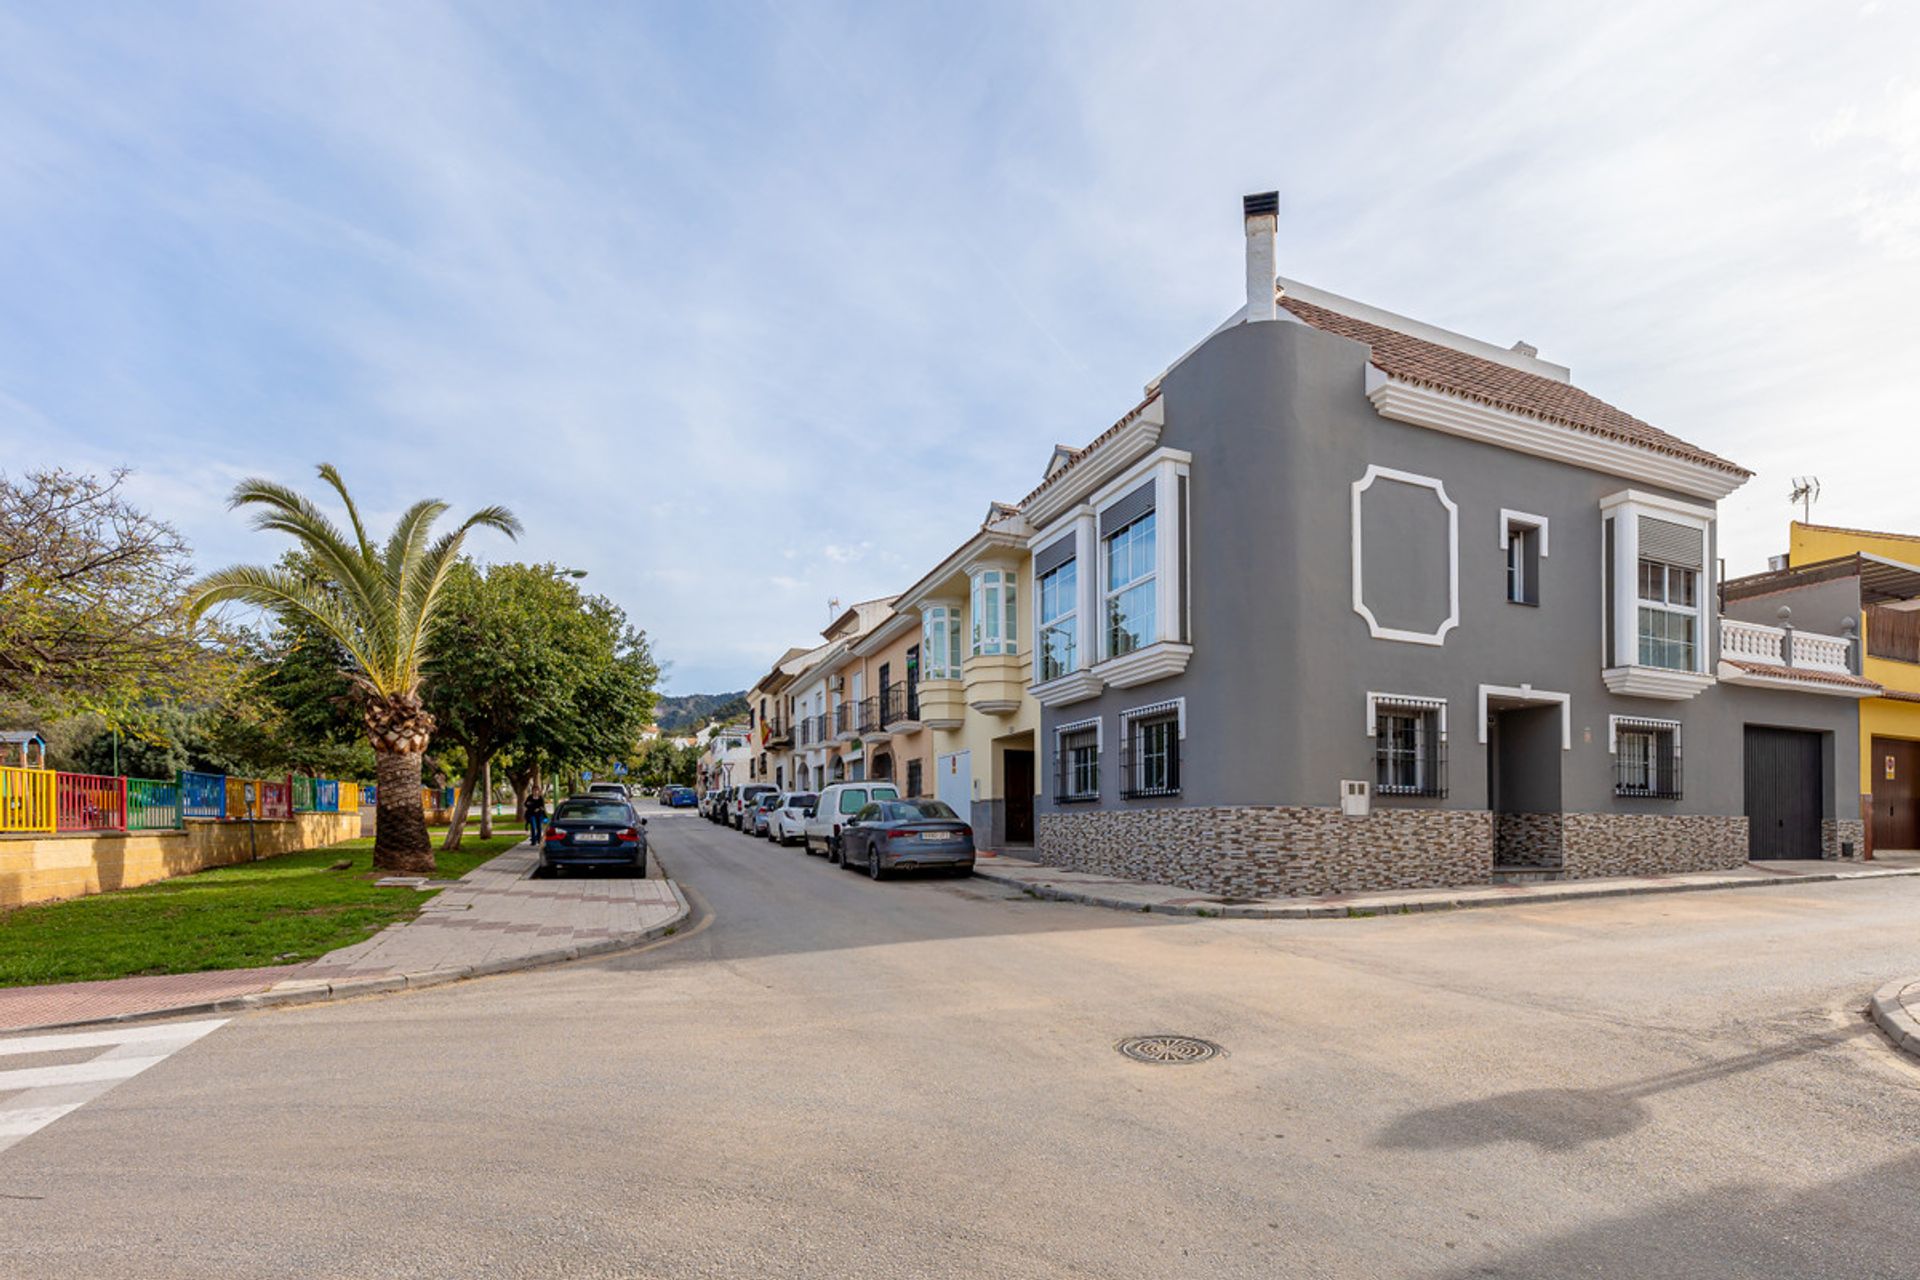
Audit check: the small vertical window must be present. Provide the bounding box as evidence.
[1055,726,1100,802]
[1505,525,1537,604]
[1117,703,1181,799]
[1372,700,1447,797]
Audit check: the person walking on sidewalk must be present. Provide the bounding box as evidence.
[524,790,548,845]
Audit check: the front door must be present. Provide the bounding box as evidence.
[1004,749,1035,845]
[1744,726,1824,858]
[1871,737,1920,851]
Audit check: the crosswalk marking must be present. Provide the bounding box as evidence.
[0,1018,227,1156]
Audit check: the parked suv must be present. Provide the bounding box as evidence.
[802,782,901,862]
[707,787,735,823]
[731,784,777,830]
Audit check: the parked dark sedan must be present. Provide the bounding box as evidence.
[540,796,648,875]
[838,799,974,880]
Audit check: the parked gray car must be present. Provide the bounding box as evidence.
[837,798,974,879]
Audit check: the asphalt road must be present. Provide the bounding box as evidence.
[6,807,1920,1278]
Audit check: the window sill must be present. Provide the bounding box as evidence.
[1030,669,1104,707]
[1376,787,1447,799]
[1600,666,1715,701]
[1055,793,1101,805]
[1092,641,1193,690]
[1120,787,1182,800]
[1614,788,1683,800]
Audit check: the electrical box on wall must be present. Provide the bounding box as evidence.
[1340,780,1371,817]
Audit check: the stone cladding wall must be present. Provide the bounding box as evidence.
[1035,805,1492,899]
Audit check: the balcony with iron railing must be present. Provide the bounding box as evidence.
[834,701,860,741]
[765,715,791,747]
[879,682,920,732]
[856,696,882,736]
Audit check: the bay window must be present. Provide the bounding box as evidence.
[1103,512,1156,659]
[922,605,963,679]
[1038,559,1078,682]
[971,570,1018,657]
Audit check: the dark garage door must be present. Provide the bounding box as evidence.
[1744,727,1823,859]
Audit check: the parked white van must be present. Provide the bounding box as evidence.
[802,781,901,862]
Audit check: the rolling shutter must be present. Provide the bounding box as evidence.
[1639,516,1702,568]
[1035,534,1076,578]
[1099,482,1156,537]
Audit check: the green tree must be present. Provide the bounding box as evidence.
[425,562,644,850]
[187,465,519,873]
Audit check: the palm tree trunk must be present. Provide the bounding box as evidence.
[373,749,435,873]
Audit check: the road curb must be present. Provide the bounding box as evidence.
[970,864,1920,920]
[1868,977,1920,1060]
[2,878,692,1037]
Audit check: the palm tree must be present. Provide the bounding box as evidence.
[189,465,520,873]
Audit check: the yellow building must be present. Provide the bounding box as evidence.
[1788,522,1920,851]
[891,503,1039,852]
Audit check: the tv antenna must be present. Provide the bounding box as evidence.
[1789,477,1821,523]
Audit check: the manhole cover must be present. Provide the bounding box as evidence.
[1117,1035,1223,1065]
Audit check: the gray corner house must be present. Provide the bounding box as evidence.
[1022,192,1875,898]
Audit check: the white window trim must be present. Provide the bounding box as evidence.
[1365,692,1448,741]
[1608,714,1681,754]
[1497,510,1550,556]
[1351,465,1460,646]
[1476,684,1572,750]
[1600,489,1715,679]
[1119,697,1186,738]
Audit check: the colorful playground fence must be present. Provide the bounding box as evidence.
[0,765,55,833]
[0,766,368,835]
[126,777,179,831]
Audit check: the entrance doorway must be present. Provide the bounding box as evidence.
[1744,726,1823,858]
[1004,749,1035,845]
[1487,702,1565,867]
[1872,737,1920,851]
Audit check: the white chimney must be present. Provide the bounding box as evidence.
[1243,191,1278,321]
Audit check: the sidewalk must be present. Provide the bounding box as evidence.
[1869,976,1920,1062]
[0,843,687,1033]
[972,854,1920,919]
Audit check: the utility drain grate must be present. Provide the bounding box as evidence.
[1117,1035,1223,1065]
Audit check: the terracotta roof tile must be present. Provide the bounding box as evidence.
[1018,395,1159,508]
[1720,659,1881,691]
[1279,296,1750,477]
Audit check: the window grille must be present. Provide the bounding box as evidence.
[1119,714,1181,799]
[1613,718,1682,799]
[1052,722,1100,803]
[1372,702,1447,798]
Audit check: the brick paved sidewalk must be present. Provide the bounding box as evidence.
[974,854,1920,919]
[0,843,686,1032]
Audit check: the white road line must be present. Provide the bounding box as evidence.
[0,1018,230,1057]
[0,1018,228,1156]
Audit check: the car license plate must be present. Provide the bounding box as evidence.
[575,832,610,843]
[920,831,958,842]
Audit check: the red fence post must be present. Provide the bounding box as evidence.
[118,775,128,831]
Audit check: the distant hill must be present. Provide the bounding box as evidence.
[656,691,748,734]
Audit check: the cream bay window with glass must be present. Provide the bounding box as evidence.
[921,604,963,679]
[1600,490,1716,700]
[970,569,1017,657]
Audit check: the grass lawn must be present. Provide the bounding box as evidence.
[0,828,525,988]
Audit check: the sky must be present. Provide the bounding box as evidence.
[3,2,1917,693]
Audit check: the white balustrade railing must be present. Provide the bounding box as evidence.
[1719,617,1785,664]
[1718,617,1854,674]
[1790,629,1853,673]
